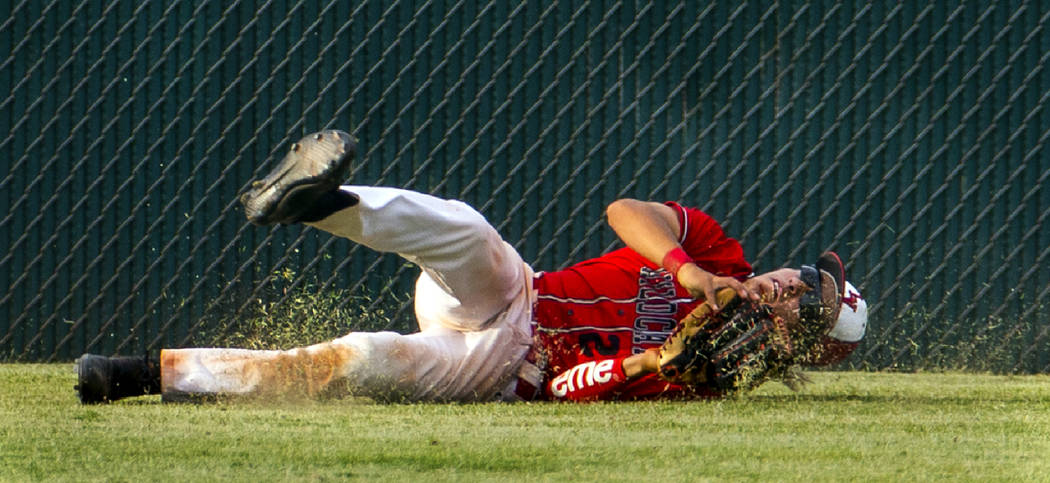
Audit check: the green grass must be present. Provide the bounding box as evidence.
[2,365,1048,482]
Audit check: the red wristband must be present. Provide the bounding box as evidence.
[662,247,693,277]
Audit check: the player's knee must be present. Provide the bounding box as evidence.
[334,333,418,400]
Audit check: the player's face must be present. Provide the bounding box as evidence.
[744,268,813,324]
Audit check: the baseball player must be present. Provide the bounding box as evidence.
[75,129,867,403]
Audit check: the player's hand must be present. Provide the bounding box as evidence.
[742,273,777,303]
[676,263,757,310]
[622,348,660,379]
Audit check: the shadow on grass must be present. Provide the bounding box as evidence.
[747,393,910,404]
[745,391,1047,405]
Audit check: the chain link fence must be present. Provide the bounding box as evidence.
[2,1,1048,372]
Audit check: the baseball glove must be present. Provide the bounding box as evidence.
[657,288,804,393]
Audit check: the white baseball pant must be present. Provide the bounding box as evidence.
[160,187,536,401]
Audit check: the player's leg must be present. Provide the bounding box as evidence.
[308,186,527,332]
[157,298,532,402]
[150,187,534,402]
[77,286,530,403]
[239,130,527,331]
[240,139,535,398]
[74,130,534,403]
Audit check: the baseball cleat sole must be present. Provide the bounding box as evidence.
[241,129,357,225]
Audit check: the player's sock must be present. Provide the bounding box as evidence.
[295,189,360,223]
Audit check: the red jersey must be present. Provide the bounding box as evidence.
[530,202,753,401]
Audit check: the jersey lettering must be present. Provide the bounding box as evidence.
[550,359,616,398]
[632,329,668,346]
[633,267,679,352]
[634,316,675,332]
[636,299,676,314]
[638,266,674,286]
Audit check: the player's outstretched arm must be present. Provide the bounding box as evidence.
[546,350,660,402]
[605,199,755,309]
[622,348,660,378]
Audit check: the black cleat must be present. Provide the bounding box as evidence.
[240,129,358,225]
[74,354,161,404]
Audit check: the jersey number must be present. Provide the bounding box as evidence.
[579,333,621,357]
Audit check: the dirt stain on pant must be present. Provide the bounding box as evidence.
[259,344,356,399]
[161,343,357,401]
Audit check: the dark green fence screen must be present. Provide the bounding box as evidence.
[3,1,1049,372]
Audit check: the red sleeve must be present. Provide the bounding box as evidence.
[546,357,630,402]
[664,202,752,280]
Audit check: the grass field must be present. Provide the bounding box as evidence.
[1,364,1048,481]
